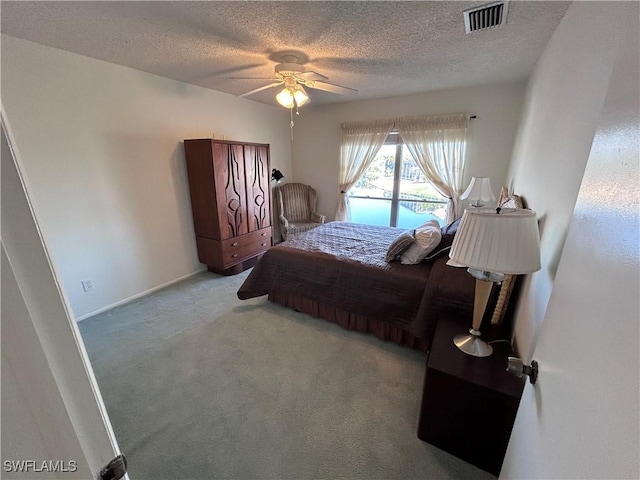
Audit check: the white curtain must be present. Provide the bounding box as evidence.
[336,119,394,221]
[396,113,469,224]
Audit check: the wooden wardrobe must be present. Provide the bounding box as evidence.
[184,138,272,275]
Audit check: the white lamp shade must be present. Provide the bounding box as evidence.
[276,88,295,108]
[461,177,496,204]
[276,86,310,108]
[449,207,541,274]
[293,86,309,106]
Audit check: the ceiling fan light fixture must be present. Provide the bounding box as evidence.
[276,85,310,109]
[276,87,295,108]
[293,85,309,107]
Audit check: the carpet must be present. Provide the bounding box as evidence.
[79,271,494,480]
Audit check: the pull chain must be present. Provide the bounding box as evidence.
[288,99,303,140]
[290,107,294,140]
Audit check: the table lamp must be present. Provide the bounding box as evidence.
[461,177,495,207]
[271,169,285,183]
[448,207,541,357]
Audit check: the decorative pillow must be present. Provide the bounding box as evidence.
[416,217,462,262]
[439,217,462,249]
[385,230,416,262]
[400,220,442,264]
[422,244,452,262]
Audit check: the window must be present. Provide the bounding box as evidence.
[338,114,469,224]
[348,133,447,228]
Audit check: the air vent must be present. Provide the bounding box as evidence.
[464,1,509,34]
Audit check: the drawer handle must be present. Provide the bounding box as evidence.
[231,242,238,247]
[261,243,267,247]
[231,253,238,258]
[261,233,267,236]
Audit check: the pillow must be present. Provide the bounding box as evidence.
[412,217,462,263]
[385,230,416,262]
[422,244,452,262]
[439,217,462,249]
[400,220,442,264]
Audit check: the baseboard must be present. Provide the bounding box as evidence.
[75,268,207,322]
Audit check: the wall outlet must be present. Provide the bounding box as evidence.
[81,280,94,292]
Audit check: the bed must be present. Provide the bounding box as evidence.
[237,221,475,351]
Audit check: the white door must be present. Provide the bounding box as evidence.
[500,10,639,479]
[1,112,125,479]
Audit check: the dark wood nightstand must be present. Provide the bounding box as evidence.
[417,314,525,476]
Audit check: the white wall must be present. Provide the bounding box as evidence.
[1,34,292,319]
[292,82,525,220]
[504,2,628,361]
[502,2,639,477]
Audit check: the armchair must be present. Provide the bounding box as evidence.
[275,183,326,240]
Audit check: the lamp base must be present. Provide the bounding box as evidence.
[454,329,493,357]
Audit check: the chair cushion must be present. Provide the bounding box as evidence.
[284,222,322,238]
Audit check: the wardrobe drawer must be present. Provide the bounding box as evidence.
[221,228,272,267]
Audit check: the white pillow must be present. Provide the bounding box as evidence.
[400,220,442,264]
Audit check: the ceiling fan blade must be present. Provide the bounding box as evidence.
[238,82,283,98]
[297,70,329,81]
[308,81,358,95]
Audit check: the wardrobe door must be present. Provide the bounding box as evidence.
[184,139,221,240]
[214,142,249,239]
[243,144,271,232]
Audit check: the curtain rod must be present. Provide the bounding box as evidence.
[343,114,476,131]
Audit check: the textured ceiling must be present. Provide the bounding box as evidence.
[1,1,571,107]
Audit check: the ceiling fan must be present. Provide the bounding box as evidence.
[234,54,357,108]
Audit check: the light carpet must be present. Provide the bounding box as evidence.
[79,270,494,480]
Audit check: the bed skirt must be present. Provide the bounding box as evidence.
[268,290,429,352]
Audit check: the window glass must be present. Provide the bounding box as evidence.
[348,198,392,227]
[348,138,446,227]
[350,145,396,199]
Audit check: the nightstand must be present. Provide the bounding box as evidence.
[417,314,525,476]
